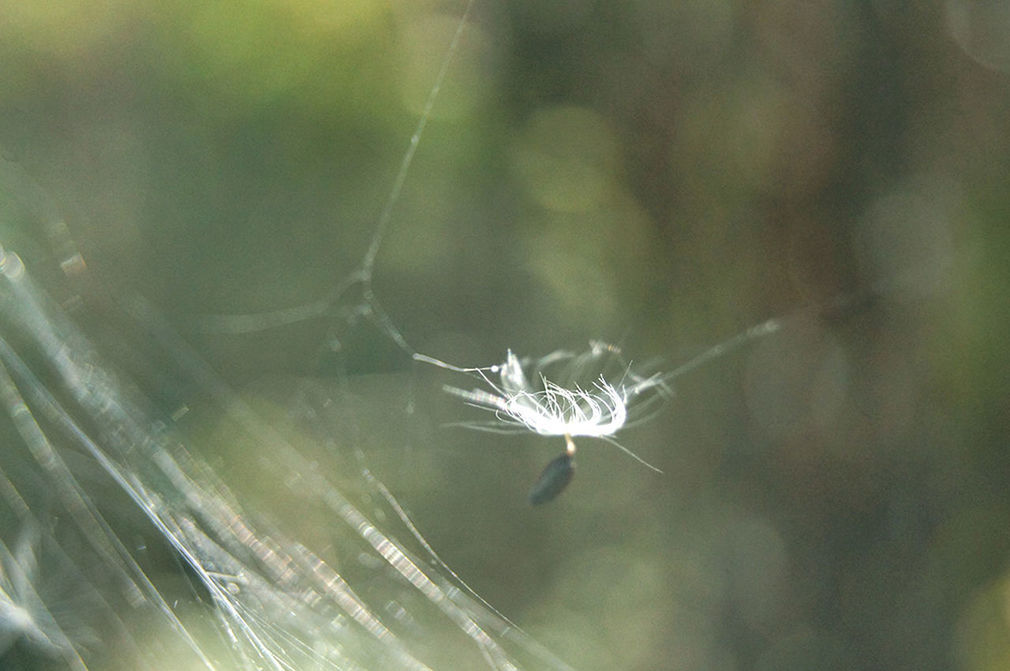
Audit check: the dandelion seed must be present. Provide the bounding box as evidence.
[415,347,670,502]
[416,321,782,502]
[528,435,577,505]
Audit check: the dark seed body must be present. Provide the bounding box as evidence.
[529,452,576,505]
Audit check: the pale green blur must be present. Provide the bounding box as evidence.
[2,1,1010,670]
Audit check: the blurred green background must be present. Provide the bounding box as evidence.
[3,0,1010,669]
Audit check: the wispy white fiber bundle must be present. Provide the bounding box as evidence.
[415,344,672,471]
[447,350,630,438]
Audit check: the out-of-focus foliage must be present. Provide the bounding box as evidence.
[2,1,1010,670]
